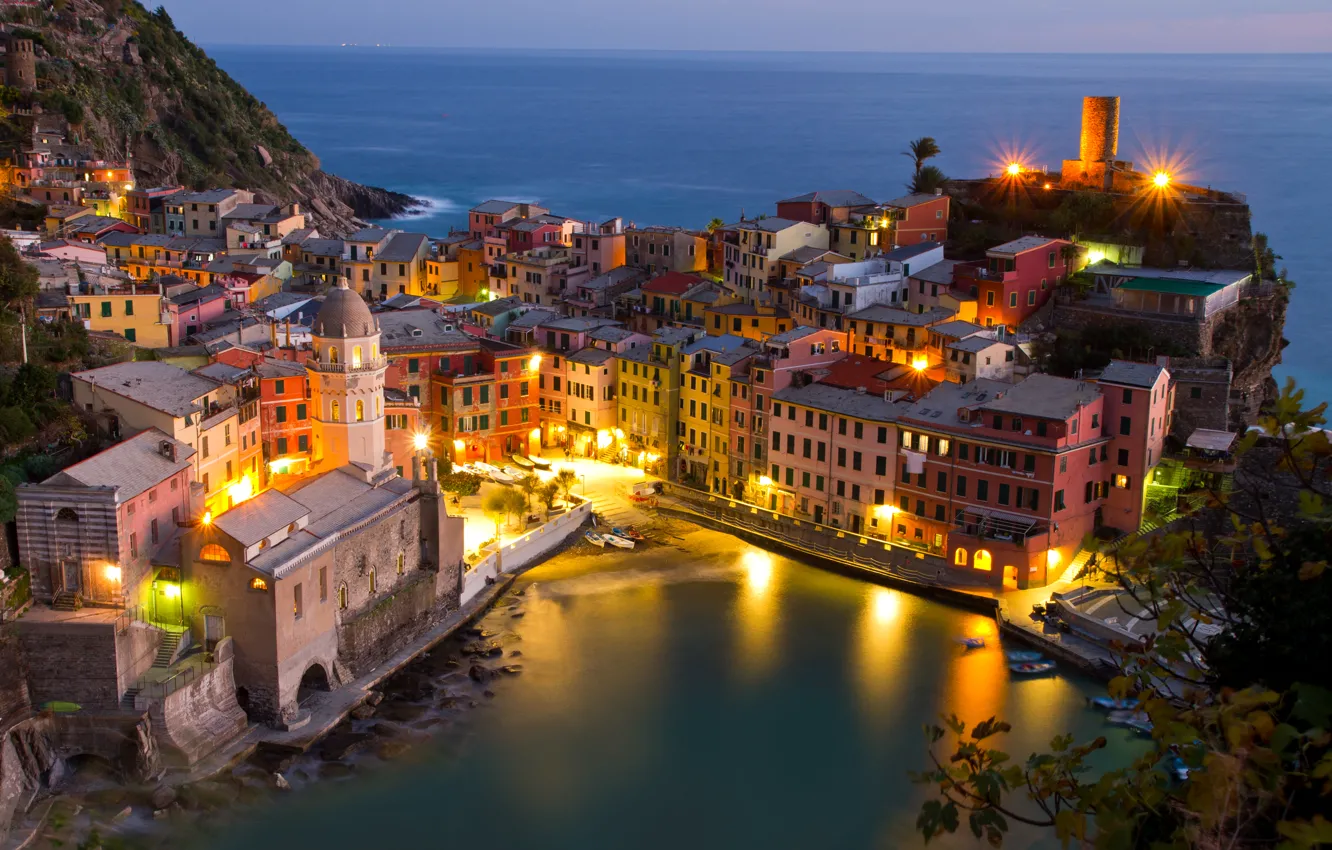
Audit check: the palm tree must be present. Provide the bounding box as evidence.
[903,137,941,176]
[554,469,578,506]
[536,481,559,518]
[706,217,725,234]
[503,488,528,527]
[482,489,509,542]
[909,165,949,196]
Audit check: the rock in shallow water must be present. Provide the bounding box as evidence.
[319,731,372,761]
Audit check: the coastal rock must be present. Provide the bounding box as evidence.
[509,650,523,658]
[376,701,427,723]
[272,773,291,791]
[149,785,177,810]
[482,690,496,699]
[351,705,376,721]
[254,144,273,167]
[499,665,523,676]
[318,731,372,762]
[365,691,384,706]
[467,665,492,684]
[319,762,355,780]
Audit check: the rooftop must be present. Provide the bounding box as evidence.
[542,316,617,333]
[901,379,1013,429]
[779,245,833,265]
[38,429,195,504]
[568,347,615,366]
[767,326,822,345]
[948,335,1005,354]
[989,236,1065,256]
[723,217,808,234]
[378,311,475,350]
[909,258,960,286]
[642,271,705,296]
[1086,262,1250,287]
[376,232,428,263]
[881,241,942,261]
[213,489,310,547]
[192,361,250,384]
[588,326,635,343]
[73,361,220,417]
[471,199,523,215]
[255,359,308,379]
[778,190,876,208]
[507,309,560,330]
[222,203,281,221]
[848,305,953,327]
[472,296,524,318]
[1096,360,1167,389]
[1186,429,1238,453]
[979,374,1103,421]
[347,227,390,243]
[930,320,986,340]
[773,383,907,422]
[654,326,700,347]
[175,189,244,205]
[883,193,946,209]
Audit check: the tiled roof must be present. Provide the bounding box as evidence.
[568,347,615,366]
[979,374,1102,420]
[40,428,195,503]
[848,305,953,326]
[774,383,908,422]
[376,232,428,263]
[641,271,705,296]
[883,193,946,208]
[989,236,1064,256]
[73,361,220,417]
[213,489,310,547]
[777,190,876,207]
[1096,360,1166,389]
[471,199,521,215]
[882,241,941,261]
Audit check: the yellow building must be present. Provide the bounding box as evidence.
[703,302,792,341]
[845,305,955,365]
[677,335,757,493]
[616,327,697,474]
[719,218,829,305]
[70,361,255,515]
[68,284,170,347]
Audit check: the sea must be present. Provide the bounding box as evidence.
[207,47,1332,404]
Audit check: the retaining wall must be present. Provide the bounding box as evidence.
[461,499,592,604]
[148,638,248,768]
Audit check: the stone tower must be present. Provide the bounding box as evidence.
[307,282,389,473]
[4,34,37,91]
[1078,96,1120,164]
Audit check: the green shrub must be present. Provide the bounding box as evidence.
[439,472,482,497]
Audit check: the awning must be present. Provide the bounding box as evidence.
[1186,428,1238,453]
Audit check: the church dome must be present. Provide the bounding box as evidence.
[313,282,377,338]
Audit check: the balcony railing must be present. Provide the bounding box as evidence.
[308,357,388,374]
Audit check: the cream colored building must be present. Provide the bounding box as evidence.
[720,218,828,305]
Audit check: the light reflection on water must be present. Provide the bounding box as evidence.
[195,531,1138,850]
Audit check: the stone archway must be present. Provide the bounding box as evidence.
[296,662,332,706]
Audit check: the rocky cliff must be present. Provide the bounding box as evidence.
[1,0,420,234]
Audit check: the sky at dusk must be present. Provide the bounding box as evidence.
[162,0,1332,53]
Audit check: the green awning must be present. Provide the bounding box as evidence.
[1115,278,1222,297]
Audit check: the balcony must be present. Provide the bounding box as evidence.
[308,356,388,375]
[951,508,1047,545]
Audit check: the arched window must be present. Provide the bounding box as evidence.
[371,344,378,360]
[356,400,365,422]
[331,400,340,422]
[200,544,231,564]
[397,551,405,575]
[337,583,348,610]
[375,396,381,416]
[954,547,968,566]
[328,346,339,364]
[249,577,269,591]
[368,568,377,595]
[973,549,993,572]
[55,507,79,522]
[352,346,362,368]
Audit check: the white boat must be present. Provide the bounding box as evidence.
[488,468,515,485]
[604,534,636,550]
[472,461,499,476]
[502,466,527,480]
[585,531,607,547]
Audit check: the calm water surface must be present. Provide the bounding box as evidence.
[208,47,1332,403]
[195,529,1138,849]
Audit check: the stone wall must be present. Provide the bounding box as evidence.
[335,569,440,678]
[16,619,162,711]
[147,638,247,767]
[1167,357,1232,436]
[461,498,592,605]
[0,635,29,726]
[1053,301,1213,356]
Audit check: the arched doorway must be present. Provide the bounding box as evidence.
[297,663,332,705]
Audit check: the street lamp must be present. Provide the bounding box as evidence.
[1152,171,1171,188]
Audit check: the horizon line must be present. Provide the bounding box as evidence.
[196,43,1332,56]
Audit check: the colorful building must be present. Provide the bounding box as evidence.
[719,218,829,304]
[957,236,1071,329]
[617,327,698,474]
[678,335,759,493]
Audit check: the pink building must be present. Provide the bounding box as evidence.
[564,347,618,453]
[165,283,229,345]
[568,219,626,289]
[766,383,903,530]
[1092,360,1172,532]
[892,369,1167,589]
[16,429,197,610]
[955,236,1072,329]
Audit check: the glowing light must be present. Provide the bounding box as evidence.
[201,511,212,526]
[528,354,542,372]
[529,428,541,440]
[104,565,122,583]
[758,475,773,487]
[646,452,660,463]
[911,356,929,371]
[269,458,294,474]
[228,475,254,505]
[162,583,181,599]
[596,430,613,449]
[875,504,898,519]
[872,588,900,625]
[1086,249,1106,266]
[743,551,773,594]
[1046,549,1062,568]
[413,431,430,451]
[1043,182,1052,190]
[452,439,465,451]
[1152,171,1171,188]
[613,428,625,441]
[1006,162,1022,176]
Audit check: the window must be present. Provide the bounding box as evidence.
[331,401,340,421]
[294,583,303,618]
[356,400,365,422]
[1122,388,1133,404]
[297,403,306,420]
[1114,474,1131,489]
[954,548,968,566]
[998,483,1010,505]
[250,577,269,592]
[408,358,419,374]
[976,480,989,502]
[936,471,947,492]
[199,543,231,564]
[1119,416,1131,436]
[1027,290,1036,306]
[1117,448,1129,466]
[956,475,967,497]
[397,551,406,575]
[1009,292,1018,308]
[276,406,288,423]
[338,583,348,610]
[319,567,328,602]
[1054,489,1066,511]
[369,568,377,595]
[1190,386,1202,399]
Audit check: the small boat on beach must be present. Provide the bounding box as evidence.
[604,533,636,550]
[1009,661,1057,675]
[585,531,607,547]
[510,454,535,470]
[611,526,645,541]
[502,466,527,480]
[529,456,552,471]
[958,637,986,650]
[1088,696,1140,711]
[1006,650,1043,663]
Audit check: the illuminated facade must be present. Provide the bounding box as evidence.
[307,283,389,472]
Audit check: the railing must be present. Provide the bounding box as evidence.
[140,656,218,702]
[308,357,388,374]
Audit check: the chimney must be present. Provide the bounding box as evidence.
[411,454,422,482]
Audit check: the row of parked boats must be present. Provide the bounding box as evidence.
[957,638,1060,675]
[585,526,646,550]
[457,455,551,485]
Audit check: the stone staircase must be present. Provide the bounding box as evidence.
[120,685,141,711]
[52,591,80,611]
[153,630,184,668]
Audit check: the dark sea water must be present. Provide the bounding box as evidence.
[207,47,1332,405]
[193,534,1138,850]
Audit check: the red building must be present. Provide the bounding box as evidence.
[255,359,312,481]
[502,219,563,254]
[890,369,1166,589]
[881,193,951,248]
[956,236,1071,329]
[384,387,424,477]
[775,190,876,225]
[125,186,183,234]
